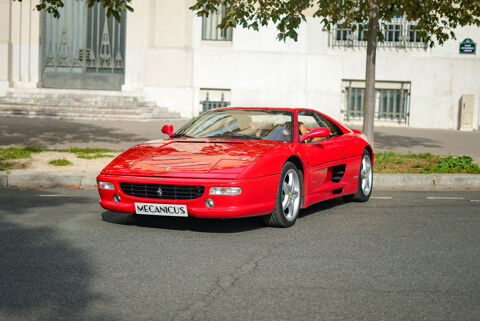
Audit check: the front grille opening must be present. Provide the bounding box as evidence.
[119,182,205,200]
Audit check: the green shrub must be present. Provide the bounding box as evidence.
[434,156,480,173]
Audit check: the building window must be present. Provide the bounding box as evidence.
[332,17,426,49]
[343,80,410,123]
[201,6,232,41]
[200,89,231,112]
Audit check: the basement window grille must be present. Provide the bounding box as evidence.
[343,80,411,123]
[200,89,231,112]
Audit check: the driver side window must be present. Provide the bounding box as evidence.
[298,112,326,143]
[314,113,343,137]
[298,114,324,129]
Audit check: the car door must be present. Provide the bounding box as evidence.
[297,111,348,196]
[316,112,361,188]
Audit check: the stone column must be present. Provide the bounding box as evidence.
[0,0,11,92]
[121,0,150,92]
[141,0,194,117]
[8,0,41,88]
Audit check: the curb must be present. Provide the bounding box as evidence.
[0,172,479,190]
[0,171,98,188]
[374,174,480,190]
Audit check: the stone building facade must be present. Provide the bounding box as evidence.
[1,0,479,129]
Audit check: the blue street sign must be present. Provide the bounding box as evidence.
[460,38,476,54]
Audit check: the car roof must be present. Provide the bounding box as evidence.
[212,107,319,113]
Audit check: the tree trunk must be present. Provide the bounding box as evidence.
[363,0,379,147]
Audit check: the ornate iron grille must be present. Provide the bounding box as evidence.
[331,18,427,49]
[119,183,205,200]
[42,0,126,89]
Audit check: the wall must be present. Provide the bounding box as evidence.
[124,0,194,117]
[192,17,309,118]
[189,15,480,129]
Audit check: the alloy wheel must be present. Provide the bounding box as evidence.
[360,154,373,196]
[281,169,301,221]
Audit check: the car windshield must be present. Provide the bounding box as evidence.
[173,109,294,142]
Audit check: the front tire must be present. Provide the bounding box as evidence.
[343,149,373,202]
[263,162,303,228]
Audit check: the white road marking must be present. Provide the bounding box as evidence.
[471,200,480,203]
[426,197,464,200]
[371,196,393,199]
[39,194,77,197]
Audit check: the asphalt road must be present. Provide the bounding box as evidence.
[0,189,479,321]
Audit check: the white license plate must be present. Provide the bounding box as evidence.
[134,202,188,217]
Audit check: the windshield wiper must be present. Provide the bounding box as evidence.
[206,134,261,140]
[170,133,194,138]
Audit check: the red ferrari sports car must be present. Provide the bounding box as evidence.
[97,107,373,227]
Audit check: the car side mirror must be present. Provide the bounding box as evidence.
[161,125,174,137]
[300,127,330,143]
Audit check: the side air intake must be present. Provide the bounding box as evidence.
[331,164,346,183]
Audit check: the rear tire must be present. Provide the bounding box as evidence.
[263,162,303,228]
[343,149,373,202]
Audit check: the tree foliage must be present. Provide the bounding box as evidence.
[14,0,133,21]
[190,0,480,46]
[15,0,480,45]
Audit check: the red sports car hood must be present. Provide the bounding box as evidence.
[101,139,284,179]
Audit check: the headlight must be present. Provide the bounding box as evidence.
[98,181,115,190]
[209,187,242,196]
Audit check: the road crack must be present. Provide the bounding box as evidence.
[171,250,269,321]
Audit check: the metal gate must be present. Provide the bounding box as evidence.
[42,0,126,90]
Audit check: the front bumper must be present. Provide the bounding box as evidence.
[96,173,279,218]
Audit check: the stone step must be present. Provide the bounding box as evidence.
[0,99,159,109]
[0,104,181,120]
[0,104,148,115]
[1,88,182,121]
[0,97,157,107]
[0,112,181,121]
[0,109,182,121]
[5,94,144,103]
[3,94,149,104]
[5,88,144,100]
